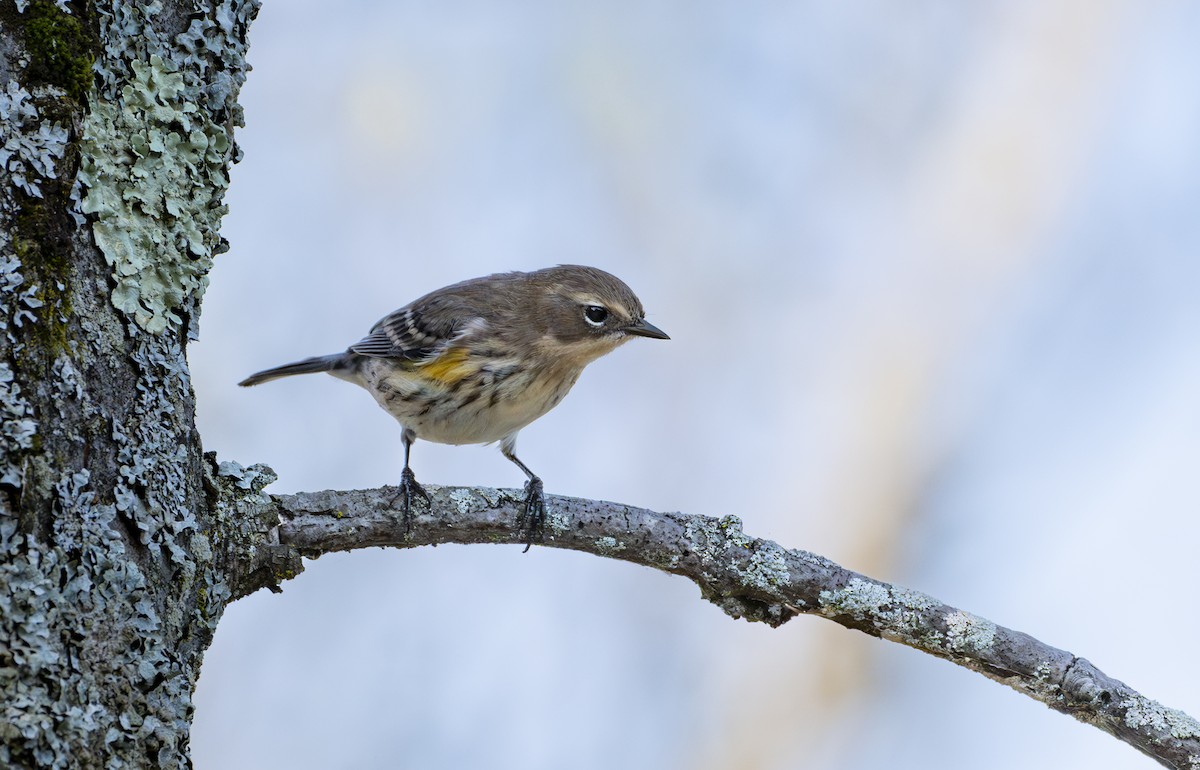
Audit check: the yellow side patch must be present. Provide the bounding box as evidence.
[419,347,476,384]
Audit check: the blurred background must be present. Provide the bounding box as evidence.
[187,1,1200,768]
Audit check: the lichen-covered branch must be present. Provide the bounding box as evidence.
[224,469,1200,770]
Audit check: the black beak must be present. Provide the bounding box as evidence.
[624,318,670,340]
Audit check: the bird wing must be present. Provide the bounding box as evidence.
[348,299,485,364]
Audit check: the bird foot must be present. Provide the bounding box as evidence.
[391,467,430,533]
[515,476,546,552]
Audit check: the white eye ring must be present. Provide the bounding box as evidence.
[583,305,609,327]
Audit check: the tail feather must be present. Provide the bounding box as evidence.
[238,354,344,387]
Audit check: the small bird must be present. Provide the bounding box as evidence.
[239,265,668,547]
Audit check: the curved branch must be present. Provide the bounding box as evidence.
[237,482,1199,769]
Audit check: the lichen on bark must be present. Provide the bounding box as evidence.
[79,0,257,338]
[1,1,262,767]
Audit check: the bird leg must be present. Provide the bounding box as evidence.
[501,436,546,552]
[393,428,429,532]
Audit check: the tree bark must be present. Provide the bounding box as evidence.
[1,1,259,766]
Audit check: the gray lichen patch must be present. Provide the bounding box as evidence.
[944,610,997,653]
[820,577,890,616]
[739,541,791,592]
[594,535,626,553]
[208,456,306,599]
[210,458,279,547]
[1034,661,1057,683]
[0,471,195,768]
[448,487,477,514]
[0,81,63,491]
[545,504,571,536]
[0,362,37,486]
[216,458,278,494]
[0,80,69,199]
[110,337,205,562]
[76,0,259,338]
[77,53,233,335]
[443,485,508,516]
[683,513,792,613]
[1121,695,1200,740]
[819,577,943,646]
[684,514,745,561]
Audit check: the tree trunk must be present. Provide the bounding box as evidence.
[1,1,262,766]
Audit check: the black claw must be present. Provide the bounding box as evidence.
[392,467,430,533]
[516,476,546,552]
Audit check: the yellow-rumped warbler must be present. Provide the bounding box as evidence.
[239,265,668,545]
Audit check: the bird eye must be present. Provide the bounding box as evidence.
[583,305,609,326]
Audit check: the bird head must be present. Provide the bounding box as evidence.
[527,265,669,365]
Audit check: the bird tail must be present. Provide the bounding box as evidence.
[238,354,346,387]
